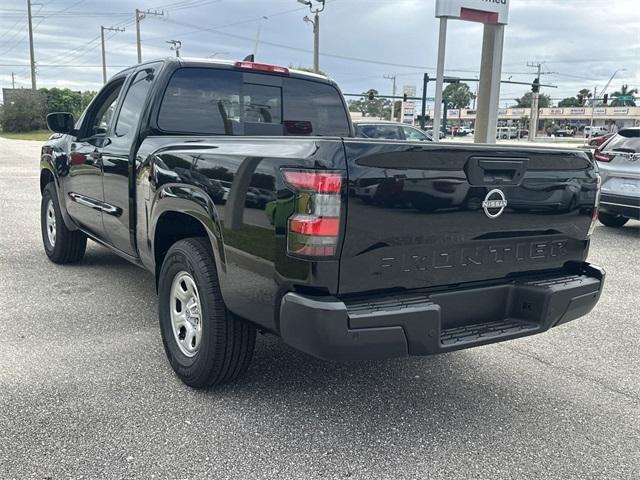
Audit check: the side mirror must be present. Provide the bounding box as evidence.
[46,112,75,135]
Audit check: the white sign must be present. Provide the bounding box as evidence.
[570,108,586,115]
[613,107,629,114]
[594,107,607,115]
[436,0,509,25]
[401,85,417,124]
[549,108,564,115]
[447,109,460,117]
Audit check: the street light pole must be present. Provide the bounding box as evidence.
[253,16,268,58]
[166,40,182,57]
[299,0,325,73]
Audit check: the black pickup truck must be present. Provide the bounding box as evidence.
[41,58,605,388]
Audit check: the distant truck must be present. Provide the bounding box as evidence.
[40,58,605,388]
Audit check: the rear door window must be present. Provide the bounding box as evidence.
[158,68,242,135]
[157,67,349,136]
[602,130,640,153]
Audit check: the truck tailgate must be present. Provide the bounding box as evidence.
[339,141,598,295]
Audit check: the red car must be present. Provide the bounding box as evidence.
[589,132,614,147]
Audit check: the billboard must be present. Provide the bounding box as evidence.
[435,0,509,25]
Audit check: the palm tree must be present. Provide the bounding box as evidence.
[611,84,638,107]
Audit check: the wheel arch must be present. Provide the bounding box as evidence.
[150,185,226,290]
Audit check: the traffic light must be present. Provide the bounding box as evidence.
[403,93,408,102]
[367,89,375,100]
[531,77,540,93]
[602,94,608,106]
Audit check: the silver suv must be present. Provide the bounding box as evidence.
[595,128,640,227]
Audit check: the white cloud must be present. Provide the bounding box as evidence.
[0,0,637,104]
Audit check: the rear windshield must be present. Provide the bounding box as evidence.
[603,130,640,153]
[157,67,350,137]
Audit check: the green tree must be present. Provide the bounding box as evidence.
[0,89,47,132]
[611,84,638,107]
[576,88,592,106]
[443,82,475,109]
[348,89,392,119]
[558,97,581,107]
[513,92,552,108]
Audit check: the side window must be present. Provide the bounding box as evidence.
[402,126,428,141]
[115,68,156,137]
[84,81,124,137]
[361,125,402,139]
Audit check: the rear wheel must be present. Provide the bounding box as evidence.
[598,212,629,228]
[158,237,256,388]
[41,183,87,264]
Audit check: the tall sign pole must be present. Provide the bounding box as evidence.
[432,17,447,141]
[435,0,510,144]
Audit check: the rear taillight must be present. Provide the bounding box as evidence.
[588,173,601,237]
[282,169,344,259]
[594,149,613,162]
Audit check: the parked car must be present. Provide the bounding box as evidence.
[354,120,432,141]
[583,126,609,138]
[594,127,640,227]
[589,132,615,147]
[40,57,604,388]
[427,129,446,139]
[554,127,575,137]
[497,126,517,139]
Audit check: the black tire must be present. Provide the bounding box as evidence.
[41,182,87,264]
[158,237,256,388]
[598,212,629,228]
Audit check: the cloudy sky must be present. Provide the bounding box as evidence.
[1,0,638,106]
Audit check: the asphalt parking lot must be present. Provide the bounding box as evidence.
[0,137,638,479]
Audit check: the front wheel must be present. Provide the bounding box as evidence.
[41,183,87,264]
[598,212,629,228]
[158,237,256,388]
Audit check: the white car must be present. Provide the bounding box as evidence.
[583,126,609,138]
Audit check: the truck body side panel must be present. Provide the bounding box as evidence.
[138,136,347,331]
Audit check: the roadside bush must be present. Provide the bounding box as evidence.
[1,88,96,133]
[0,89,47,132]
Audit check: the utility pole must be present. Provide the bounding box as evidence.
[27,0,36,89]
[527,62,542,141]
[136,8,164,63]
[384,74,397,121]
[101,26,126,84]
[299,0,325,73]
[11,72,15,89]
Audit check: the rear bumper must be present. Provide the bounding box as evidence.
[599,193,640,219]
[279,262,605,361]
